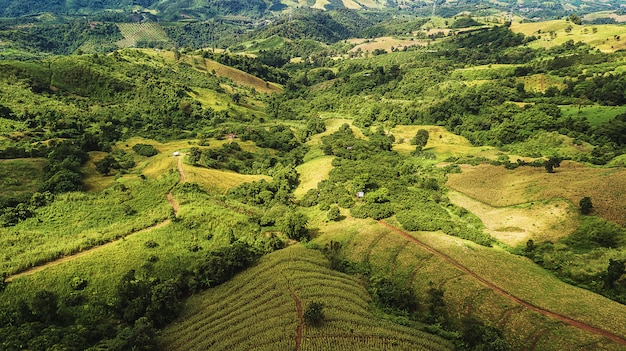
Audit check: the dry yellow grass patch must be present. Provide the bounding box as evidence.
[390,125,499,158]
[294,156,334,198]
[448,191,577,245]
[311,0,330,10]
[202,59,281,94]
[349,37,428,53]
[447,162,626,226]
[183,166,270,193]
[342,0,361,9]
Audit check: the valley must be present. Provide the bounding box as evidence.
[1,2,626,350]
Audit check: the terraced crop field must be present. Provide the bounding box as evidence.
[159,245,453,351]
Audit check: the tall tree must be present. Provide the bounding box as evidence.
[411,129,429,151]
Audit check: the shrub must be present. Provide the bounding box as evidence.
[132,143,159,157]
[304,301,325,327]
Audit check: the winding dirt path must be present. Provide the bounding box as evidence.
[4,156,187,283]
[378,220,626,346]
[284,274,304,351]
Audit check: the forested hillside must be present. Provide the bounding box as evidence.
[2,4,626,351]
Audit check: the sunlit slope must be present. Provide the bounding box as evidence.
[159,245,453,351]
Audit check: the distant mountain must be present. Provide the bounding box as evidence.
[1,0,625,21]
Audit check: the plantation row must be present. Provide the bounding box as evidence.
[159,245,452,351]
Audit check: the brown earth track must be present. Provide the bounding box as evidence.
[4,157,187,283]
[284,275,304,351]
[5,220,171,282]
[378,220,626,346]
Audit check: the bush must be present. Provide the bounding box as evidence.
[303,301,325,327]
[132,144,159,157]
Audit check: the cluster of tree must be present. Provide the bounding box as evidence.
[227,163,300,205]
[188,141,296,175]
[524,216,626,304]
[203,51,290,84]
[0,19,122,55]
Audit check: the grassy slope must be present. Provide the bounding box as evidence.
[0,158,47,202]
[158,245,453,351]
[314,214,626,350]
[446,161,626,226]
[510,20,626,52]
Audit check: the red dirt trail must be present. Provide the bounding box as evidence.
[284,275,304,351]
[378,220,626,346]
[4,156,187,283]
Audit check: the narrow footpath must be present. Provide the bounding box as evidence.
[5,155,186,283]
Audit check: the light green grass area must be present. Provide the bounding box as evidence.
[0,117,26,134]
[0,174,176,276]
[0,158,47,203]
[451,64,517,80]
[237,35,286,53]
[560,104,626,126]
[294,155,334,198]
[189,87,231,111]
[518,73,565,93]
[159,245,453,351]
[116,23,170,48]
[1,182,264,305]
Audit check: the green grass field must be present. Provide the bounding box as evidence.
[0,158,47,204]
[511,20,626,52]
[116,23,170,48]
[0,174,175,276]
[158,245,453,351]
[561,104,626,126]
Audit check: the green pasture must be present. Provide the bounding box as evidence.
[560,104,626,126]
[313,215,626,350]
[0,174,176,276]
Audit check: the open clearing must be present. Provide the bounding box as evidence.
[446,162,626,226]
[294,155,334,198]
[390,125,499,159]
[447,191,577,246]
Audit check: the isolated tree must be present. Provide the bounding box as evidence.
[606,259,625,289]
[303,301,325,327]
[544,157,562,173]
[579,196,593,215]
[411,129,429,151]
[322,240,343,270]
